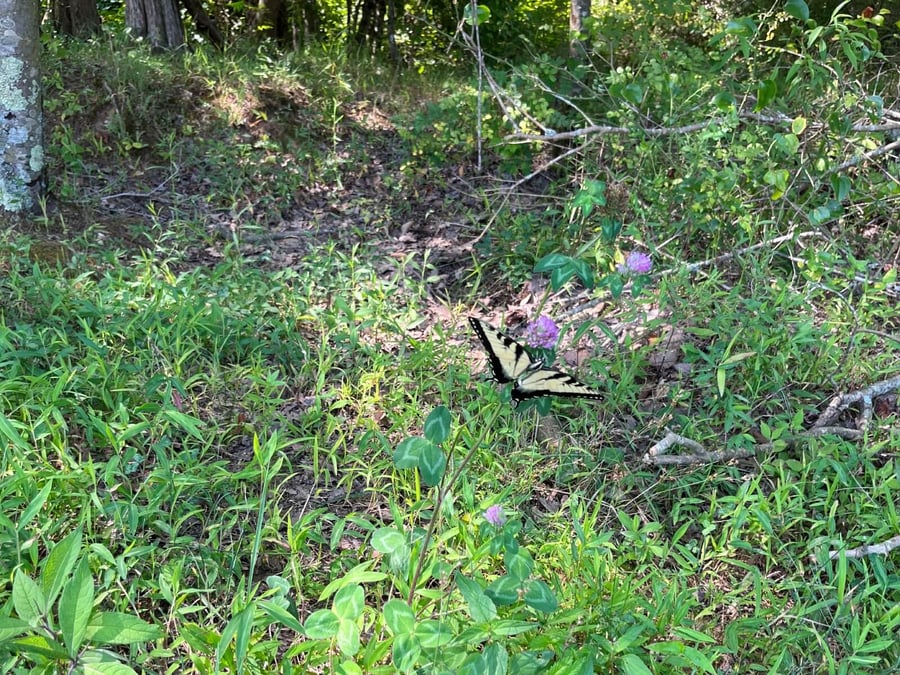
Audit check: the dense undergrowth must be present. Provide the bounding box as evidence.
[1,1,899,673]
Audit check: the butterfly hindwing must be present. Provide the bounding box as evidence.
[513,368,604,403]
[469,316,603,404]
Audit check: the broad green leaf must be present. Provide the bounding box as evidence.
[382,599,416,635]
[336,617,360,656]
[671,627,717,643]
[82,661,139,675]
[482,642,509,672]
[784,0,809,21]
[20,483,52,529]
[392,632,421,672]
[160,409,205,440]
[414,619,453,649]
[9,634,67,660]
[59,556,94,656]
[489,619,537,636]
[808,205,832,225]
[622,83,643,105]
[485,575,520,606]
[333,585,365,620]
[620,653,653,675]
[304,609,340,638]
[0,617,30,641]
[393,436,427,469]
[335,661,363,675]
[755,79,777,109]
[371,528,407,556]
[550,265,575,290]
[505,550,534,581]
[791,116,807,134]
[423,406,451,444]
[318,561,386,601]
[534,253,572,273]
[462,3,490,25]
[455,572,497,622]
[418,441,446,486]
[523,580,558,613]
[12,570,46,625]
[830,174,851,201]
[41,529,82,607]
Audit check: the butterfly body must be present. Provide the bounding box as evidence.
[469,317,603,404]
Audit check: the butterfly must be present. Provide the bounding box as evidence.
[469,317,603,405]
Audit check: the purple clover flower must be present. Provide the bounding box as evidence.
[525,316,560,349]
[623,251,652,275]
[484,505,506,527]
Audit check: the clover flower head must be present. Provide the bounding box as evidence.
[624,251,653,274]
[525,315,560,349]
[484,505,506,527]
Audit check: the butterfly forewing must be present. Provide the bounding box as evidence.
[468,317,537,383]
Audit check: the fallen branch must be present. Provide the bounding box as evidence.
[811,374,900,430]
[824,534,900,560]
[643,425,864,466]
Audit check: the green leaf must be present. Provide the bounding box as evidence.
[785,0,809,20]
[0,617,31,641]
[485,575,520,606]
[455,572,497,622]
[418,441,446,486]
[59,556,94,656]
[462,3,490,25]
[791,116,807,134]
[85,612,162,645]
[12,570,46,625]
[808,205,833,225]
[383,599,416,636]
[423,406,451,444]
[318,561,386,600]
[830,174,851,201]
[335,661,363,675]
[304,609,340,638]
[333,585,365,621]
[620,653,653,675]
[482,642,509,672]
[523,580,558,613]
[336,617,360,656]
[392,632,421,672]
[550,266,575,290]
[82,661,140,675]
[258,600,304,633]
[41,529,82,607]
[371,528,407,556]
[622,83,643,105]
[414,619,454,649]
[506,550,534,581]
[9,634,68,660]
[0,412,30,451]
[393,436,428,469]
[533,253,572,273]
[755,79,778,109]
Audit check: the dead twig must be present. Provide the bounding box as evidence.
[823,534,900,561]
[811,374,900,431]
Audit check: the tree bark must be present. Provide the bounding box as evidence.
[51,0,102,38]
[0,0,45,217]
[126,0,185,50]
[569,0,590,59]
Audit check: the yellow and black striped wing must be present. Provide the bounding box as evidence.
[469,316,537,383]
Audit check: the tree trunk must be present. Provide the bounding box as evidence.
[51,0,102,38]
[569,0,590,59]
[0,0,45,217]
[126,0,185,50]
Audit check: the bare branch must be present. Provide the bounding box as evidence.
[825,535,900,560]
[812,374,900,430]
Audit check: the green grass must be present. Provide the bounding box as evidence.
[2,12,899,674]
